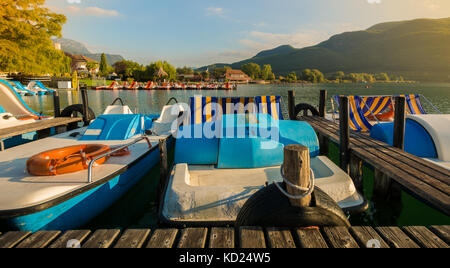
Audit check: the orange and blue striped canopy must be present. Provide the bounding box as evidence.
[190,96,284,125]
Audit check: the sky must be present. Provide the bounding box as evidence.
[45,0,450,67]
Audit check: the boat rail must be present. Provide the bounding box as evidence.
[87,135,152,183]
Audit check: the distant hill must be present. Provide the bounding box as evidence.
[54,38,124,65]
[201,18,450,82]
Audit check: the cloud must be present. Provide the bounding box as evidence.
[367,0,382,4]
[239,30,326,51]
[67,0,81,4]
[47,5,120,17]
[206,7,224,16]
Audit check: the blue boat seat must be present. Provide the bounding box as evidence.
[80,114,154,141]
[174,114,319,169]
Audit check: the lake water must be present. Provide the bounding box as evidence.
[22,83,450,229]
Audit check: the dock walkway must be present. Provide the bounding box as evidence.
[0,117,82,150]
[0,226,448,248]
[300,116,450,216]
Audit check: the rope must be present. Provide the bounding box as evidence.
[274,164,315,200]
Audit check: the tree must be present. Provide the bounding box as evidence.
[375,73,390,81]
[261,64,274,80]
[99,53,109,76]
[301,69,325,83]
[113,60,142,79]
[241,63,261,80]
[286,72,297,82]
[0,0,70,74]
[176,66,194,74]
[201,71,210,80]
[330,71,345,81]
[211,66,231,80]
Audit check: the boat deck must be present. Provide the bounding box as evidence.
[299,116,450,216]
[0,128,168,212]
[0,225,448,248]
[0,117,83,150]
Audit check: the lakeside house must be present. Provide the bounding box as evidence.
[225,69,251,83]
[65,53,99,74]
[177,73,204,82]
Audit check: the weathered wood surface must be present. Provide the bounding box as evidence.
[0,226,448,248]
[300,116,450,216]
[322,227,359,248]
[177,228,208,248]
[0,117,82,140]
[0,231,31,248]
[146,229,178,248]
[15,231,61,248]
[296,228,328,248]
[266,228,296,248]
[82,229,121,248]
[49,230,91,248]
[402,226,449,248]
[114,229,151,248]
[240,227,266,248]
[209,227,235,248]
[376,227,420,248]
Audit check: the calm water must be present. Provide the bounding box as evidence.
[22,83,450,229]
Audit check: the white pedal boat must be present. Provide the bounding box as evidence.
[0,100,184,232]
[160,113,368,226]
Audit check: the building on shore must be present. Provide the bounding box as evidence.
[65,53,99,75]
[225,69,251,83]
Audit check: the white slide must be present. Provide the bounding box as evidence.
[0,80,39,119]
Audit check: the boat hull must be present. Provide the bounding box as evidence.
[0,138,171,232]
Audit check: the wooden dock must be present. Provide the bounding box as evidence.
[0,226,448,248]
[0,117,82,151]
[299,116,450,216]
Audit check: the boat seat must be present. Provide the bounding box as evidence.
[163,156,364,222]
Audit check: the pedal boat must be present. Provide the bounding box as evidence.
[0,101,184,232]
[160,113,368,226]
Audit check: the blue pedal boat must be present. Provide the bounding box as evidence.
[160,96,367,226]
[0,101,184,232]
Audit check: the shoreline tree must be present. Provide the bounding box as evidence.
[0,0,70,75]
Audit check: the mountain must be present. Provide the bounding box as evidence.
[54,38,124,65]
[202,18,450,82]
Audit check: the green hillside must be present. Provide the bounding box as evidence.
[207,18,450,82]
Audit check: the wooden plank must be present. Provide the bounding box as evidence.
[82,229,120,248]
[304,117,450,215]
[209,228,234,248]
[376,227,420,248]
[114,229,151,248]
[178,228,208,248]
[239,227,266,248]
[0,117,82,139]
[0,231,31,248]
[350,226,390,248]
[16,231,61,248]
[49,230,91,248]
[429,226,450,244]
[147,229,178,248]
[322,227,359,248]
[266,228,296,248]
[296,228,328,248]
[402,226,449,248]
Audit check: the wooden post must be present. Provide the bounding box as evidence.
[339,96,350,174]
[288,90,295,120]
[319,90,327,118]
[81,88,89,126]
[393,96,406,150]
[350,154,364,193]
[283,145,312,207]
[159,138,168,185]
[53,91,61,117]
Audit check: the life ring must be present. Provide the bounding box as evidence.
[367,103,394,121]
[27,144,111,176]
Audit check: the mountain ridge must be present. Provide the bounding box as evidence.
[199,17,450,81]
